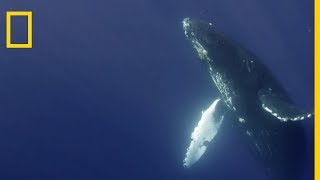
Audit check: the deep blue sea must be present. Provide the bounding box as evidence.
[0,0,314,179]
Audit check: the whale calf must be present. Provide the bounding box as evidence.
[182,17,313,180]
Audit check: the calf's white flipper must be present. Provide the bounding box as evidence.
[183,99,227,168]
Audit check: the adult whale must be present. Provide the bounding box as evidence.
[182,17,312,180]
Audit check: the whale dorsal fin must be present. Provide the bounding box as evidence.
[258,88,313,121]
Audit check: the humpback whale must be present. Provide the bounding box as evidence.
[182,17,313,180]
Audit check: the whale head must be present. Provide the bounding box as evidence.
[182,17,236,69]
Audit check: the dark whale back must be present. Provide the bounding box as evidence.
[215,36,306,180]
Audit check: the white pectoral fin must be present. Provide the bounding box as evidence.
[258,88,313,122]
[183,98,227,168]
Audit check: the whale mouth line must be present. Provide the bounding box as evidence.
[192,38,209,60]
[182,18,192,40]
[182,23,209,61]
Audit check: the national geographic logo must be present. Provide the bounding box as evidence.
[4,11,33,49]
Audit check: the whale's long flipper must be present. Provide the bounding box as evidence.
[183,99,227,168]
[258,88,313,122]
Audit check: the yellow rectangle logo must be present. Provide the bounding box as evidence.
[6,11,33,49]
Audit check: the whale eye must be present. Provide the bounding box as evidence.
[216,39,224,46]
[211,38,224,48]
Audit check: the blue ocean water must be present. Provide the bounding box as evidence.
[0,0,314,179]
